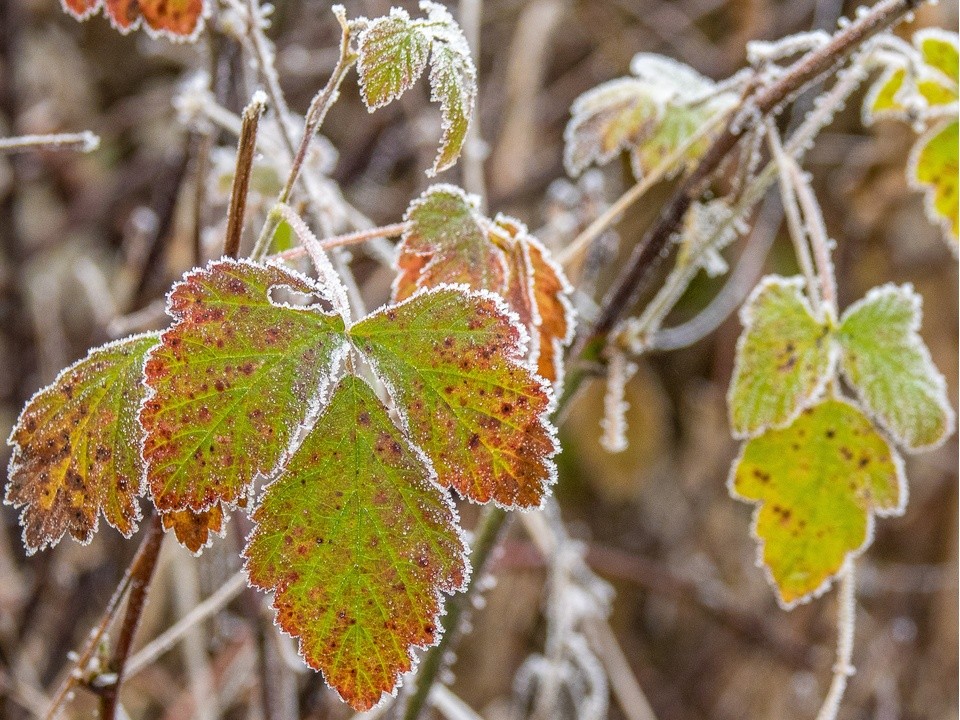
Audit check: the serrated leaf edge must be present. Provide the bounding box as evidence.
[726,396,909,610]
[837,282,957,451]
[5,331,161,554]
[349,282,560,512]
[906,118,959,248]
[59,0,208,44]
[138,257,351,512]
[726,275,837,440]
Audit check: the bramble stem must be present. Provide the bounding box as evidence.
[43,514,165,720]
[97,514,165,720]
[251,10,357,261]
[271,222,409,261]
[224,93,267,260]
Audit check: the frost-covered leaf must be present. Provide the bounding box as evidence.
[863,30,958,124]
[356,1,476,174]
[728,276,833,438]
[837,284,955,450]
[5,333,157,554]
[244,375,467,710]
[909,119,959,245]
[730,398,905,607]
[563,78,665,177]
[394,187,574,386]
[916,29,959,88]
[629,96,736,179]
[351,286,557,508]
[393,185,507,302]
[356,8,431,109]
[492,217,574,387]
[161,503,226,555]
[60,0,205,41]
[427,39,476,174]
[140,259,347,512]
[564,52,736,179]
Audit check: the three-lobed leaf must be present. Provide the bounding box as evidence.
[728,276,833,438]
[5,333,158,554]
[730,399,905,607]
[837,283,955,450]
[245,375,467,710]
[356,1,476,174]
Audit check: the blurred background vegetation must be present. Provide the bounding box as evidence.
[0,0,956,718]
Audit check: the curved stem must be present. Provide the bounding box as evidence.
[251,11,357,261]
[815,563,857,720]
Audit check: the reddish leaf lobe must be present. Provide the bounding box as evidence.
[245,375,467,710]
[61,0,204,40]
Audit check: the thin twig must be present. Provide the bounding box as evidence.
[97,514,166,720]
[0,131,99,154]
[558,109,732,269]
[789,159,838,313]
[271,222,408,261]
[224,92,267,259]
[582,617,659,720]
[125,572,248,678]
[400,507,509,720]
[250,9,357,261]
[815,563,857,720]
[767,118,823,312]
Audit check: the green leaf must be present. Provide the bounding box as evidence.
[563,78,664,177]
[909,119,959,246]
[837,284,955,450]
[427,38,477,175]
[863,66,909,121]
[140,259,347,512]
[356,8,431,110]
[244,375,467,711]
[564,52,736,179]
[393,185,507,302]
[730,399,905,607]
[351,286,557,507]
[5,333,157,553]
[356,2,476,174]
[629,96,735,179]
[728,276,834,438]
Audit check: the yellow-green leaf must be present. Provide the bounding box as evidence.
[838,283,955,450]
[728,276,834,438]
[909,119,959,245]
[5,333,158,553]
[730,399,905,607]
[244,375,467,710]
